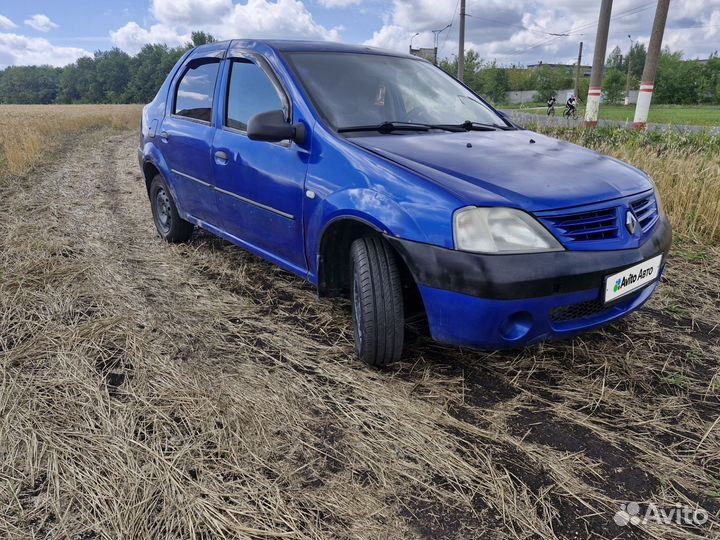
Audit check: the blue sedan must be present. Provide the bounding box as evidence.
[138,39,672,366]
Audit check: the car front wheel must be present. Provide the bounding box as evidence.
[150,174,193,243]
[350,237,405,367]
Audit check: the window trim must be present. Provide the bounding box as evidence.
[170,57,222,126]
[222,52,292,136]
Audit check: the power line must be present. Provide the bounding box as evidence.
[438,0,461,58]
[464,15,556,37]
[507,2,657,56]
[434,1,677,62]
[665,23,720,31]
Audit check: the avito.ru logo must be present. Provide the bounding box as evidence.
[614,265,655,293]
[614,502,708,527]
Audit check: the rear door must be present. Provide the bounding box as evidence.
[211,53,309,273]
[160,55,222,224]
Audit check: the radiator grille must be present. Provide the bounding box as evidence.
[539,207,619,242]
[630,195,659,233]
[550,299,608,323]
[550,291,642,323]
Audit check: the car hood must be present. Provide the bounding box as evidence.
[350,130,652,212]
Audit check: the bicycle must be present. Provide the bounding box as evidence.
[563,106,578,120]
[547,104,556,117]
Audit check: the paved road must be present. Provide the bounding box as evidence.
[502,107,720,135]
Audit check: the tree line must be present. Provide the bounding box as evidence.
[0,32,216,105]
[1,32,718,106]
[440,44,719,105]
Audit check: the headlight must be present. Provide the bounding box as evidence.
[652,186,664,216]
[654,191,664,216]
[453,207,564,254]
[645,175,664,216]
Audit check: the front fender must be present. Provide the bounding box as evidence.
[306,188,428,279]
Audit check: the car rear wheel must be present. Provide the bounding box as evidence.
[150,174,193,243]
[350,236,404,367]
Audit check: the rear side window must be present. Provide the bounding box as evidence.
[226,60,286,131]
[174,60,220,122]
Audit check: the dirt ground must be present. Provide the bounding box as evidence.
[1,128,719,539]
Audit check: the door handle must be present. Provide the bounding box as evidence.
[160,131,170,141]
[214,150,229,162]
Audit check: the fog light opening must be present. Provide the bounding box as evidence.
[500,311,533,341]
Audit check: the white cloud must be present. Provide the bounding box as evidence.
[0,15,17,29]
[110,22,188,54]
[24,14,58,33]
[317,0,362,7]
[152,0,233,25]
[365,24,416,52]
[4,0,713,69]
[110,0,341,54]
[365,0,720,65]
[706,9,720,39]
[224,0,341,40]
[0,33,90,68]
[178,90,210,101]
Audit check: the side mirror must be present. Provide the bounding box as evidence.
[247,109,306,145]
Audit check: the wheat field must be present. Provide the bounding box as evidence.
[0,104,141,176]
[537,125,720,244]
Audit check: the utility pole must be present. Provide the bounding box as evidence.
[575,41,583,101]
[409,32,419,54]
[458,0,466,81]
[432,24,451,66]
[584,0,613,128]
[633,0,671,129]
[624,35,633,105]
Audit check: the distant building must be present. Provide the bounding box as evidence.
[409,47,436,64]
[527,61,591,77]
[527,61,591,70]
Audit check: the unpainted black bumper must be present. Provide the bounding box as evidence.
[387,215,672,348]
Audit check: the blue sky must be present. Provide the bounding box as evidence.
[1,0,719,68]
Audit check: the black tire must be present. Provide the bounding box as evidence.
[350,236,404,367]
[150,174,193,243]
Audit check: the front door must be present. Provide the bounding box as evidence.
[160,57,221,224]
[212,56,309,273]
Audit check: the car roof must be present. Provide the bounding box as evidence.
[227,39,419,59]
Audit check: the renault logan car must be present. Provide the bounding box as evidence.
[138,40,672,367]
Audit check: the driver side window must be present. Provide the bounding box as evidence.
[226,60,286,132]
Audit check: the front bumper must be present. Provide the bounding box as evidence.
[387,215,672,349]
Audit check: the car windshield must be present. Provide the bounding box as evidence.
[285,52,508,132]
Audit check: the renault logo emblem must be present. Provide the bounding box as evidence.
[626,211,639,235]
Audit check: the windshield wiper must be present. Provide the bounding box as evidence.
[449,120,514,131]
[338,122,432,134]
[411,121,514,132]
[337,120,511,134]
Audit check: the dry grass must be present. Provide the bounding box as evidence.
[614,146,720,242]
[0,108,719,539]
[534,126,720,244]
[0,104,141,176]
